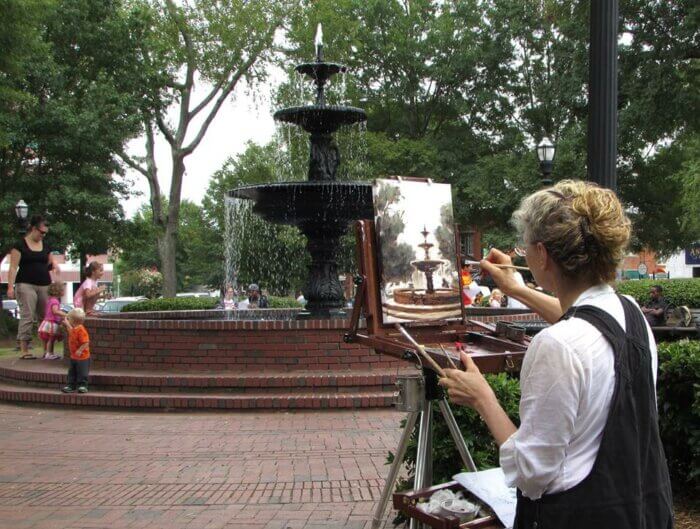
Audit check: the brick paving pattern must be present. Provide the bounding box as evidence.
[0,403,405,529]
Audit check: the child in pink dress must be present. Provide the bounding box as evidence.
[73,261,106,314]
[38,281,67,360]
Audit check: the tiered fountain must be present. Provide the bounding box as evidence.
[411,226,444,295]
[392,226,461,308]
[229,25,373,316]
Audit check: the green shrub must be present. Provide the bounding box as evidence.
[266,296,302,309]
[657,340,700,494]
[120,269,163,299]
[122,296,218,312]
[616,278,700,307]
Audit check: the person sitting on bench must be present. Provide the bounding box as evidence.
[641,284,669,326]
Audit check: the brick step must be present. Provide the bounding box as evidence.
[0,362,405,394]
[0,381,397,410]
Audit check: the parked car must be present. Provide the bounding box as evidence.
[1,299,19,319]
[176,292,212,298]
[96,296,146,313]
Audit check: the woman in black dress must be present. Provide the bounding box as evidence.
[7,215,60,359]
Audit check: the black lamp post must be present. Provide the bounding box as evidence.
[536,137,556,186]
[15,199,29,234]
[588,0,618,191]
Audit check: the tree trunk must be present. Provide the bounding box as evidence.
[79,253,87,283]
[157,222,178,298]
[157,155,186,298]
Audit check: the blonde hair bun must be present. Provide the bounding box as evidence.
[512,179,631,283]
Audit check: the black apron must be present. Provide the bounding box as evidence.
[514,295,673,529]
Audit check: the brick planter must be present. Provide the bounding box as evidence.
[87,309,539,372]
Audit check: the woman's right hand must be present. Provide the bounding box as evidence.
[480,248,521,296]
[6,286,14,299]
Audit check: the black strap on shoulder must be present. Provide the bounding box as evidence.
[617,295,651,349]
[560,302,627,351]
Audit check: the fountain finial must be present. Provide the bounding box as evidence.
[314,23,324,62]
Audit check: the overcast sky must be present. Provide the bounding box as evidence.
[120,72,282,218]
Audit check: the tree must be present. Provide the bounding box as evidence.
[202,142,308,295]
[282,0,699,254]
[0,0,147,260]
[119,0,295,296]
[117,199,221,292]
[374,181,414,285]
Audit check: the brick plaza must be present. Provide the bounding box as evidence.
[0,403,404,529]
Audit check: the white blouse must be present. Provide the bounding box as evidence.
[499,284,657,500]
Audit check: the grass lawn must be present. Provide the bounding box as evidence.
[0,338,19,358]
[0,333,67,359]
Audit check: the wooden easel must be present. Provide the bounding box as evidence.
[345,218,527,375]
[345,212,527,529]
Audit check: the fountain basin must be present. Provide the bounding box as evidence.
[393,288,461,306]
[229,181,373,230]
[295,62,346,79]
[274,105,366,134]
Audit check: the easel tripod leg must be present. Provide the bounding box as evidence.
[438,398,477,472]
[372,411,420,529]
[413,404,433,490]
[410,405,433,529]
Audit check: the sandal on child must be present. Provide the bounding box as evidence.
[43,353,61,360]
[19,354,37,360]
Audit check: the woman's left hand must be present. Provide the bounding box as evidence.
[439,352,496,413]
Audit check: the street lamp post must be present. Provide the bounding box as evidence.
[536,137,556,187]
[14,199,29,234]
[588,0,618,191]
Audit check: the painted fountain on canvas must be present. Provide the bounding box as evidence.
[373,178,461,323]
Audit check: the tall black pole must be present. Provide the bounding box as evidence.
[587,0,618,191]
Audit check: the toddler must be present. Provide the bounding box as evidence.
[61,308,91,394]
[38,281,67,360]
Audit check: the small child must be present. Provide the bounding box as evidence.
[38,281,67,360]
[61,308,91,394]
[73,261,106,314]
[489,288,504,308]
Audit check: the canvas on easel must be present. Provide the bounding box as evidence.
[373,178,461,323]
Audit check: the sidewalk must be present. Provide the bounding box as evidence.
[0,403,404,529]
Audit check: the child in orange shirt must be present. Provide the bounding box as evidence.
[61,308,91,394]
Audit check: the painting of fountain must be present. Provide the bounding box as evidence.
[228,24,373,316]
[411,226,445,295]
[373,178,461,323]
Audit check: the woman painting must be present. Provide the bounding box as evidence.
[6,215,61,359]
[440,180,673,528]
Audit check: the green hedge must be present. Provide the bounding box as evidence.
[122,297,218,312]
[616,278,700,307]
[392,339,700,502]
[266,296,303,309]
[121,296,301,312]
[657,340,700,493]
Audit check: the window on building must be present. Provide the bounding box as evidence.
[460,232,474,260]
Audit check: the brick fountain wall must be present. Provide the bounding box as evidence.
[88,309,540,372]
[0,309,541,410]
